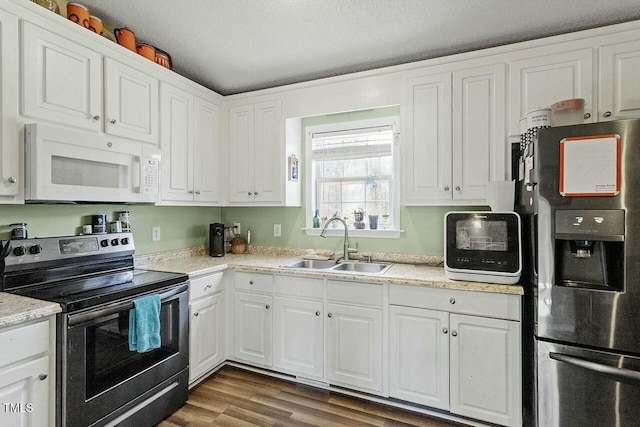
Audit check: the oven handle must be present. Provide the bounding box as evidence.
[67,283,188,327]
[549,352,640,383]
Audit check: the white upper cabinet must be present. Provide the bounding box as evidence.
[0,9,19,200]
[403,63,505,205]
[21,20,102,132]
[192,97,221,203]
[599,39,640,121]
[509,48,594,136]
[103,58,158,144]
[228,100,283,205]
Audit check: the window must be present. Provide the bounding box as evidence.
[305,116,401,237]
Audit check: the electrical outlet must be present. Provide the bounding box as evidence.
[152,227,161,241]
[233,223,241,235]
[274,224,281,237]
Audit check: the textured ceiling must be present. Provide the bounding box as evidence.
[77,0,640,95]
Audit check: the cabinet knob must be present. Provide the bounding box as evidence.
[249,280,254,285]
[194,312,199,317]
[93,115,101,121]
[265,304,270,310]
[328,313,333,318]
[451,330,458,337]
[38,374,48,381]
[450,297,456,304]
[8,177,17,184]
[315,311,320,316]
[205,284,212,290]
[455,186,461,191]
[188,190,194,194]
[195,190,201,195]
[110,119,117,124]
[604,111,612,118]
[444,186,450,191]
[442,327,448,334]
[248,192,252,196]
[107,142,113,148]
[584,112,591,119]
[253,191,258,196]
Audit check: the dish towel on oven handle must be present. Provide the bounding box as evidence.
[128,294,161,352]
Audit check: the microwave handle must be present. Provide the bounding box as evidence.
[133,156,142,193]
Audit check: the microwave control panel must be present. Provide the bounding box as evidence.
[142,158,159,194]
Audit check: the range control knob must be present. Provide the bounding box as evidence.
[29,245,43,255]
[111,239,119,246]
[100,239,109,247]
[13,246,26,257]
[120,237,130,245]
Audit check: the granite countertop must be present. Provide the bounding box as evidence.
[0,293,61,329]
[141,253,524,296]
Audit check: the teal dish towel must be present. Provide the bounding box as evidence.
[128,294,161,353]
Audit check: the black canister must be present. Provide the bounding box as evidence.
[10,223,27,239]
[92,214,107,234]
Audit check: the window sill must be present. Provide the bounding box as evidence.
[303,228,403,239]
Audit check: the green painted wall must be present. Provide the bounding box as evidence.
[0,204,221,254]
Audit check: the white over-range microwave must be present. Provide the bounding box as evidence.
[25,123,160,203]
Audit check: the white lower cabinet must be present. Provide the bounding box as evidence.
[449,314,521,427]
[326,302,384,394]
[233,291,273,367]
[389,305,450,410]
[274,297,323,379]
[189,272,225,384]
[0,317,54,427]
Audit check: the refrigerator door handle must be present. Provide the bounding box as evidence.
[550,352,640,383]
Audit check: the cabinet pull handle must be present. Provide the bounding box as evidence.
[584,112,591,119]
[451,330,458,337]
[205,284,212,290]
[442,327,448,334]
[444,186,450,191]
[249,280,254,285]
[604,111,612,118]
[110,119,117,124]
[253,191,258,196]
[195,190,201,195]
[315,311,320,316]
[265,304,270,309]
[93,115,101,121]
[38,374,48,381]
[450,297,456,304]
[328,313,333,318]
[455,186,461,191]
[8,177,17,184]
[194,312,199,317]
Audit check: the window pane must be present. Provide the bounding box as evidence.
[380,156,393,176]
[322,160,343,178]
[341,181,365,203]
[366,180,389,201]
[320,182,341,202]
[343,159,367,177]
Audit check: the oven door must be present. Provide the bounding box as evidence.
[61,284,188,427]
[25,123,159,203]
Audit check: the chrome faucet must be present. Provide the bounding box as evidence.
[320,216,358,262]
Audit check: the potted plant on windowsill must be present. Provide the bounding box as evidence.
[354,208,365,229]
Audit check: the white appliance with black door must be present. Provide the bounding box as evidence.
[24,123,160,203]
[517,118,640,427]
[0,233,188,426]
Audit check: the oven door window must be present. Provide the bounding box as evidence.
[84,298,179,399]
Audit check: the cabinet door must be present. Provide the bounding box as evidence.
[599,40,640,121]
[189,293,224,383]
[326,303,383,394]
[509,48,594,136]
[234,292,273,367]
[402,73,453,204]
[104,58,159,144]
[21,21,102,131]
[453,64,506,201]
[0,9,19,199]
[0,356,50,427]
[253,100,283,203]
[389,306,449,410]
[160,83,193,202]
[274,297,323,379]
[228,105,255,203]
[450,314,521,427]
[193,97,221,203]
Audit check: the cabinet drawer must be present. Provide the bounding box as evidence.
[235,272,274,294]
[327,280,383,307]
[0,318,50,368]
[190,272,224,300]
[390,285,521,321]
[275,275,323,300]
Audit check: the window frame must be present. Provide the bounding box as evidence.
[304,116,402,238]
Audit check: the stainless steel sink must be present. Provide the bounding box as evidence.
[279,259,392,275]
[331,262,392,274]
[280,259,337,269]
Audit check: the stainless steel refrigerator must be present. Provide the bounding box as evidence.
[517,118,640,427]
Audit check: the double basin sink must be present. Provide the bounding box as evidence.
[279,259,392,275]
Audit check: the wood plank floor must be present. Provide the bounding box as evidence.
[159,366,471,427]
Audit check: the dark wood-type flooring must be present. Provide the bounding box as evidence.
[159,366,471,427]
